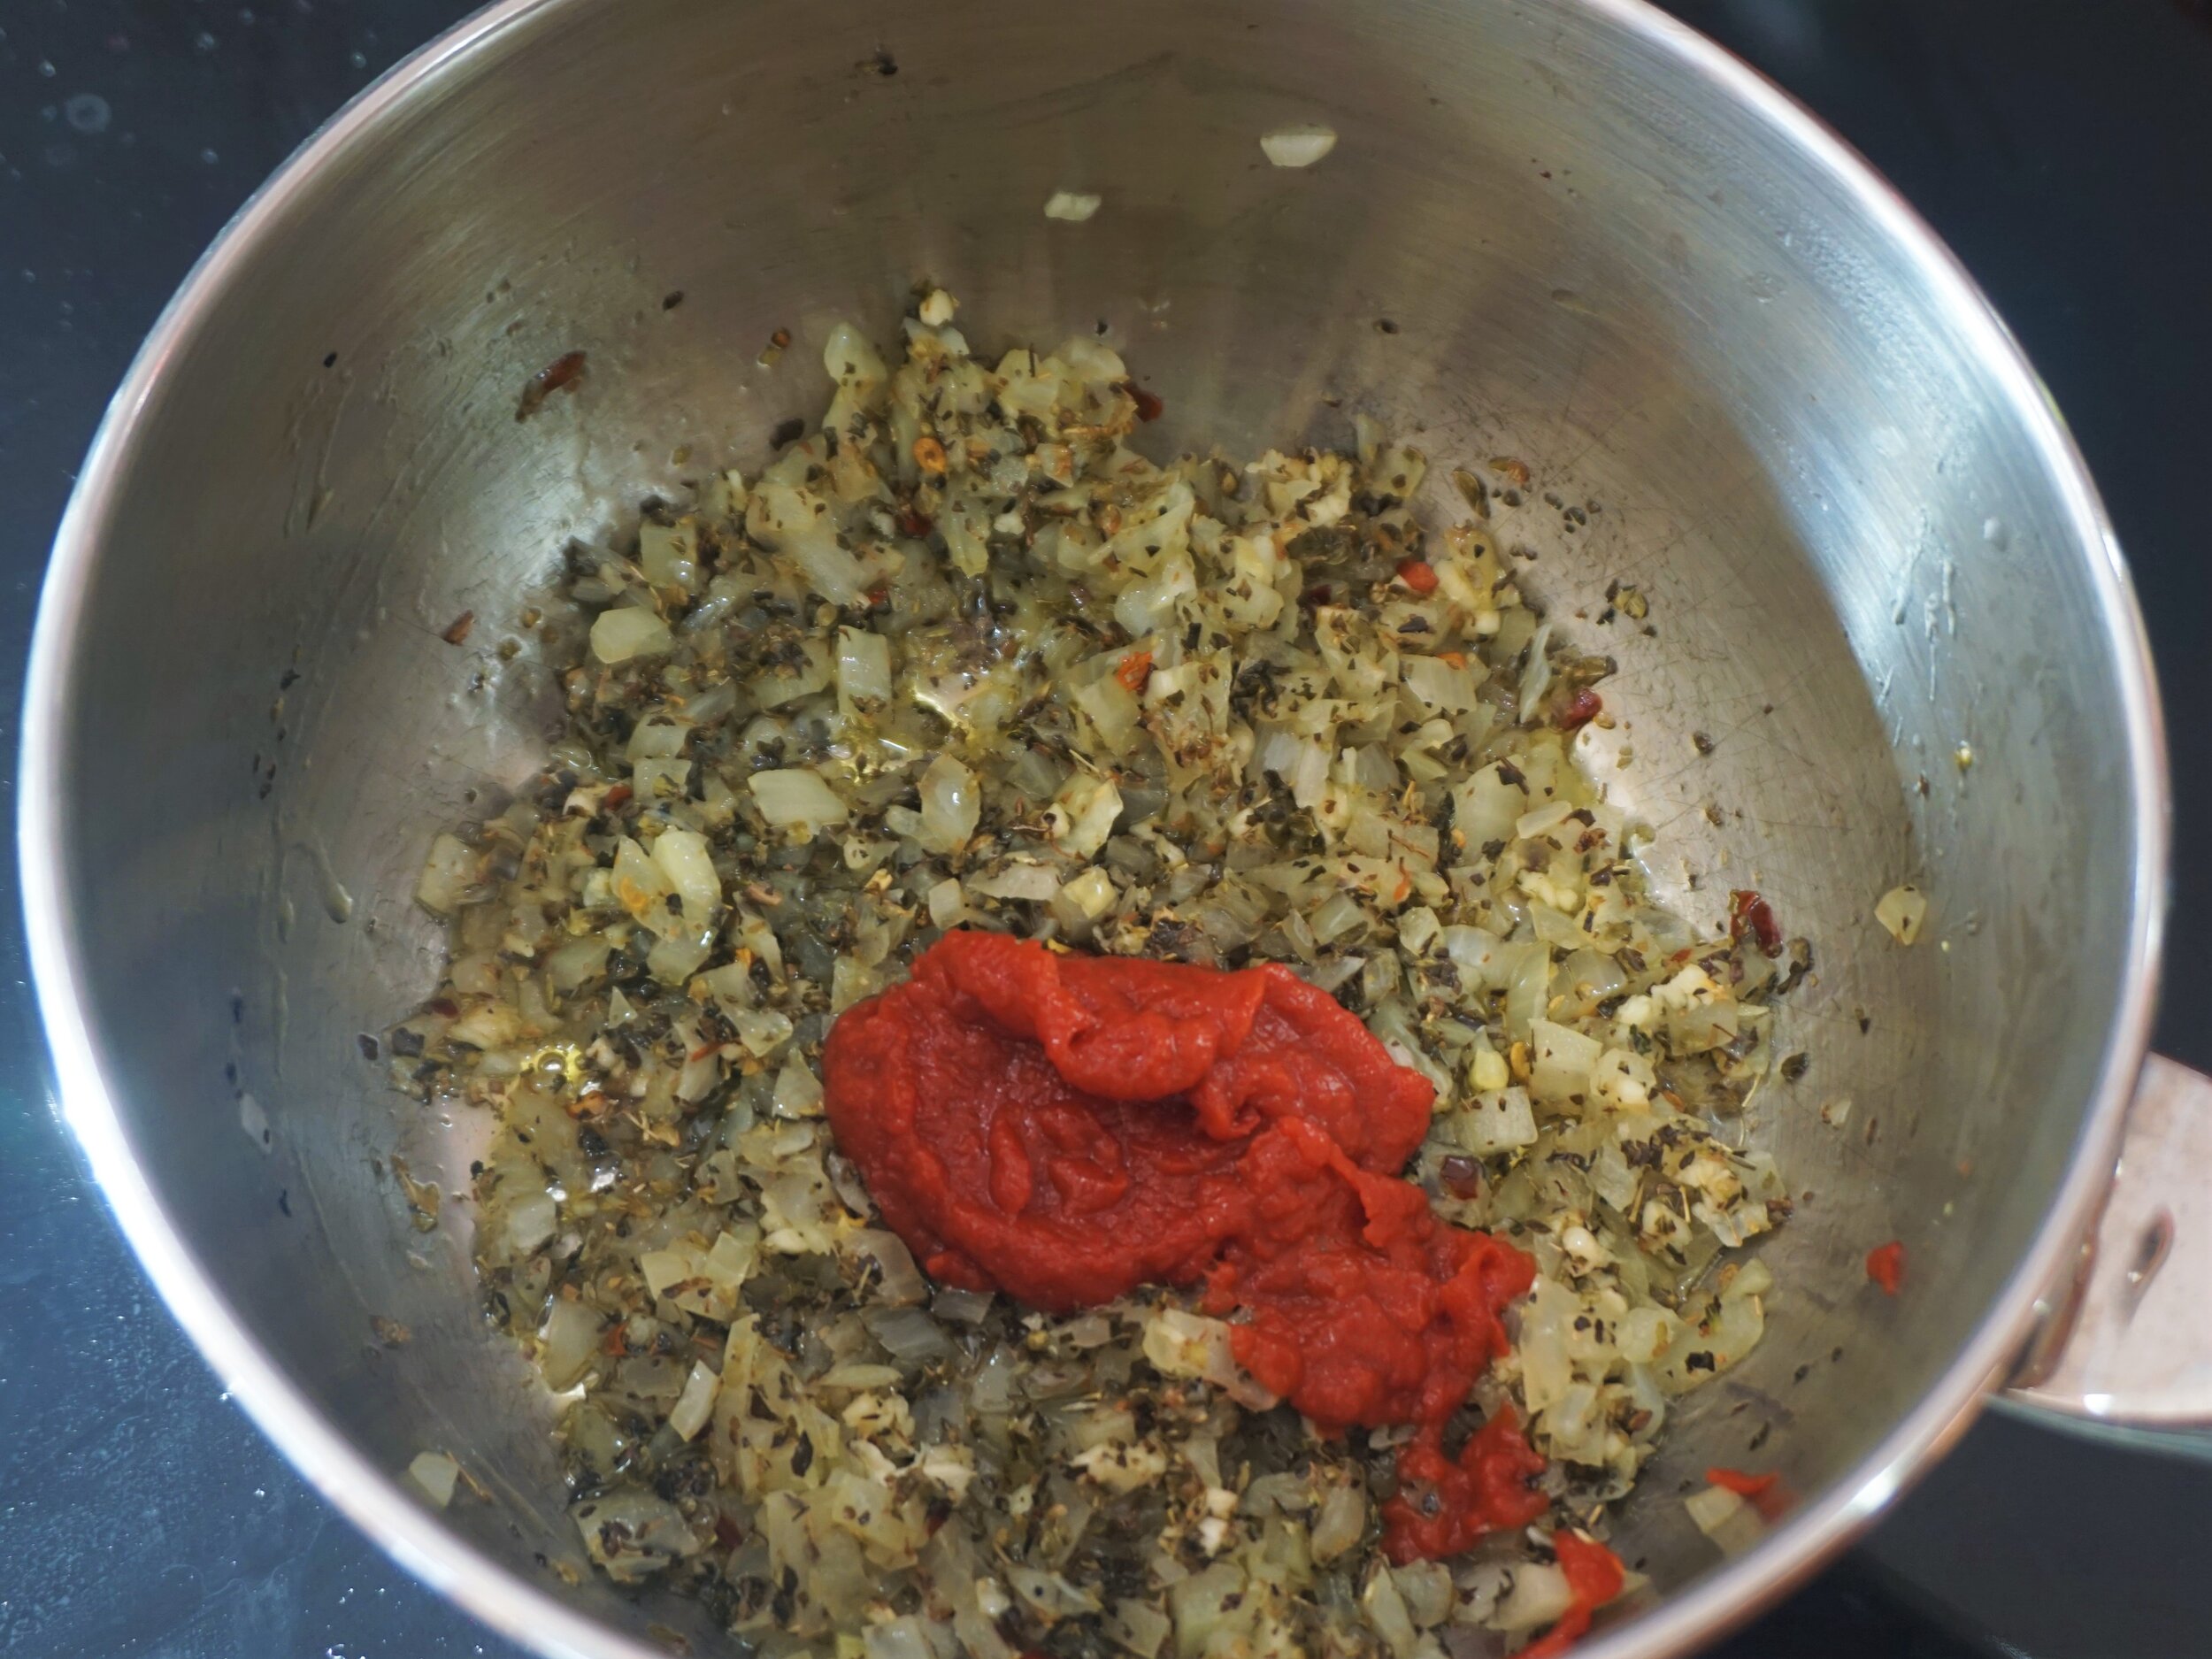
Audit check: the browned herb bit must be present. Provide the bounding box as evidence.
[514,349,588,421]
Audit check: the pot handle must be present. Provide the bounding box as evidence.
[2004,1052,2212,1430]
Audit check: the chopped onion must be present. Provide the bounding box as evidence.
[918,755,980,854]
[1493,1562,1572,1632]
[638,520,700,593]
[407,1450,462,1509]
[1526,1018,1602,1104]
[852,1230,929,1306]
[649,827,720,921]
[969,860,1062,902]
[505,1188,557,1255]
[1310,1481,1365,1562]
[1455,1087,1537,1156]
[589,604,672,664]
[1044,190,1102,221]
[668,1360,720,1440]
[1686,1484,1765,1555]
[836,626,893,714]
[414,833,478,917]
[1876,881,1928,944]
[750,767,849,833]
[1260,124,1339,169]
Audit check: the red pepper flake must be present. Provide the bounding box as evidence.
[1520,1531,1626,1659]
[1557,687,1603,733]
[1438,1154,1484,1201]
[1118,380,1165,422]
[712,1514,745,1550]
[1395,557,1440,595]
[1115,649,1154,695]
[865,582,892,610]
[601,783,633,812]
[440,610,476,646]
[895,502,933,539]
[515,349,587,421]
[1706,1466,1778,1498]
[1866,1239,1906,1295]
[426,996,460,1018]
[1728,888,1784,956]
[599,1324,629,1357]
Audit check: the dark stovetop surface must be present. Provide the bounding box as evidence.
[4,2,2211,1655]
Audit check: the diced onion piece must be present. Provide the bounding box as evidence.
[505,1188,557,1255]
[1492,1562,1573,1632]
[730,1007,794,1057]
[1310,1481,1365,1563]
[1401,654,1479,713]
[1142,1307,1234,1383]
[1057,866,1119,922]
[822,321,888,394]
[407,1451,462,1509]
[772,1052,824,1118]
[1261,124,1339,168]
[1010,1564,1102,1617]
[590,604,672,664]
[1528,1018,1602,1104]
[865,1616,935,1659]
[1044,190,1102,221]
[1169,1562,1248,1655]
[668,1360,721,1440]
[918,754,980,853]
[1503,945,1553,1040]
[1876,882,1928,944]
[648,918,716,985]
[969,860,1062,902]
[1686,1484,1766,1555]
[1616,1305,1678,1366]
[1109,1598,1173,1659]
[1589,1046,1657,1111]
[1393,1563,1454,1631]
[836,626,893,715]
[415,833,478,916]
[638,520,700,593]
[1047,773,1124,859]
[540,1296,604,1390]
[1455,1087,1537,1155]
[750,768,849,833]
[639,1246,695,1301]
[650,828,720,921]
[851,1229,928,1305]
[1360,1562,1417,1659]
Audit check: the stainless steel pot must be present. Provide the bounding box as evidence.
[22,0,2209,1654]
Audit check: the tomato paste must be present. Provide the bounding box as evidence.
[823,931,1546,1560]
[1518,1532,1627,1659]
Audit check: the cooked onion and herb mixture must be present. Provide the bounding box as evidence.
[397,292,1799,1658]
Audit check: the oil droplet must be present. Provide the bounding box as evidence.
[64,93,111,134]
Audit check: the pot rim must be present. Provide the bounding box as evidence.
[17,2,2169,1655]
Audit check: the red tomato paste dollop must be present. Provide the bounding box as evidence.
[823,931,1545,1561]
